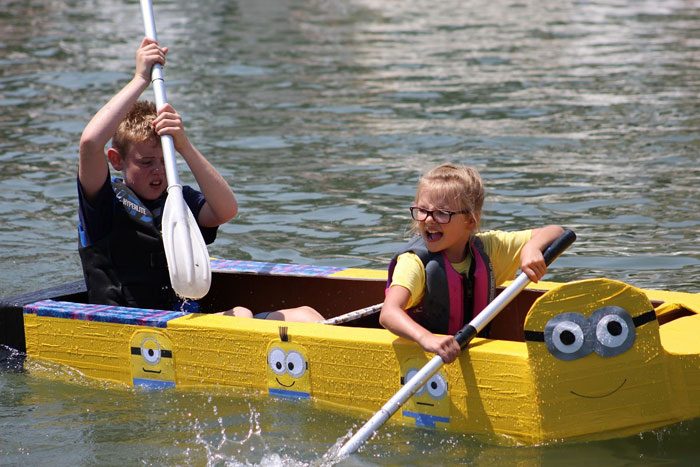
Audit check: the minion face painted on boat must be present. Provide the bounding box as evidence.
[266,327,311,399]
[524,278,672,435]
[129,330,176,389]
[400,356,450,429]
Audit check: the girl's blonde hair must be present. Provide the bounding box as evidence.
[111,100,158,158]
[415,163,485,226]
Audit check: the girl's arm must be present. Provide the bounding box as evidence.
[520,225,565,282]
[380,285,461,363]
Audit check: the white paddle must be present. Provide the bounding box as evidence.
[321,303,382,325]
[336,229,576,458]
[139,0,211,299]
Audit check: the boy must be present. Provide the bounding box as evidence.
[78,38,238,310]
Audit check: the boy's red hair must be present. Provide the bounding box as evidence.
[111,100,158,157]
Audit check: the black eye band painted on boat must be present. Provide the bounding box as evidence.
[130,346,172,358]
[523,330,545,342]
[632,310,656,327]
[523,309,657,343]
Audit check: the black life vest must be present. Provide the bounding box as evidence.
[78,180,176,309]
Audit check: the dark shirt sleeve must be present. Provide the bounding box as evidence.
[182,185,219,245]
[77,174,115,247]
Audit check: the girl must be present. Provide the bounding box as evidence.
[380,163,563,363]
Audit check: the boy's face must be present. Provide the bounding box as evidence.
[114,140,166,201]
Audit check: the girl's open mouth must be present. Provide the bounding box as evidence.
[426,231,443,242]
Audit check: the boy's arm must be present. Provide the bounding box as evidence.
[520,225,565,282]
[78,38,167,202]
[152,104,238,227]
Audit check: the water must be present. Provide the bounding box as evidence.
[1,0,699,464]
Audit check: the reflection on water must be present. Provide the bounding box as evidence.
[1,0,697,296]
[1,0,699,464]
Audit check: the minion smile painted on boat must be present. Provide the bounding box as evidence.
[266,327,310,399]
[400,357,450,428]
[524,278,671,435]
[129,331,176,389]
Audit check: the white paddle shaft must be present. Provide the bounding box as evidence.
[321,303,382,325]
[139,0,180,188]
[138,0,212,299]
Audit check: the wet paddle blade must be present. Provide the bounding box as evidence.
[161,185,211,299]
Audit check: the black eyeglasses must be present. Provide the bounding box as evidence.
[409,206,469,224]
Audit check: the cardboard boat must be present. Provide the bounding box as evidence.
[1,258,698,444]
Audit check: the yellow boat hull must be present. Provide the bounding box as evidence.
[12,261,700,444]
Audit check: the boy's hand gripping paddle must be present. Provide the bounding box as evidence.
[139,0,211,300]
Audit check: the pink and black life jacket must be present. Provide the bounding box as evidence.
[386,236,495,335]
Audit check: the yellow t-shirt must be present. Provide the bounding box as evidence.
[391,230,532,309]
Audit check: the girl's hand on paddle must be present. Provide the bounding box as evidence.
[418,333,461,363]
[152,103,190,151]
[520,245,547,282]
[135,37,168,83]
[521,225,564,282]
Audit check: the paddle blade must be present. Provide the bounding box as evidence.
[161,186,211,299]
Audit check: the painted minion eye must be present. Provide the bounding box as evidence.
[590,306,636,357]
[268,347,287,375]
[286,351,306,378]
[141,339,161,365]
[544,312,593,361]
[404,368,427,396]
[426,373,448,400]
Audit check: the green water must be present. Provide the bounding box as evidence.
[1,0,699,464]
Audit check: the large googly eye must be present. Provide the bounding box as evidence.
[141,339,161,365]
[590,306,636,357]
[543,312,593,361]
[268,347,286,375]
[286,351,306,378]
[404,368,427,396]
[426,373,448,400]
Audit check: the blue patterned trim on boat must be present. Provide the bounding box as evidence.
[210,259,344,277]
[23,300,187,328]
[402,410,450,428]
[268,388,311,399]
[133,378,176,390]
